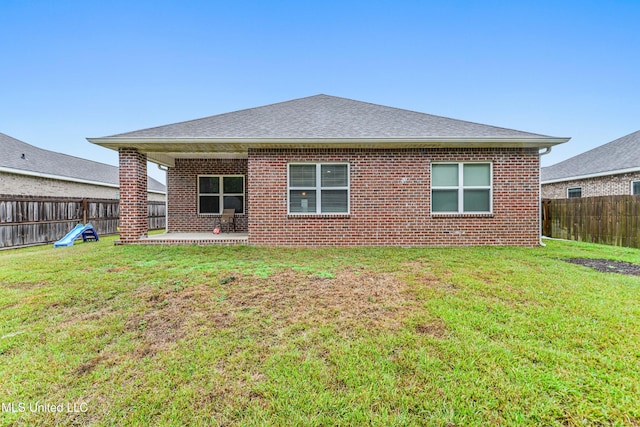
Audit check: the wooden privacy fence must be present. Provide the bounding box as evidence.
[0,195,166,248]
[543,195,640,248]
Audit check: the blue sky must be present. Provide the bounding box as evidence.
[1,0,638,183]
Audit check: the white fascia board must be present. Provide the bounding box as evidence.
[541,167,640,184]
[0,166,166,195]
[88,136,570,149]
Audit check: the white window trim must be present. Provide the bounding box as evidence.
[431,162,493,214]
[287,163,350,215]
[631,181,640,195]
[567,187,582,198]
[197,175,245,215]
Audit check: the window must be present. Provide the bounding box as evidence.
[198,175,245,214]
[632,181,640,195]
[288,163,349,214]
[431,162,492,214]
[567,187,582,198]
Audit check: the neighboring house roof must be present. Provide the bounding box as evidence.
[0,132,166,193]
[541,130,640,183]
[88,94,569,167]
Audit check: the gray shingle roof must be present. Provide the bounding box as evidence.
[0,132,166,193]
[541,130,640,182]
[109,94,553,140]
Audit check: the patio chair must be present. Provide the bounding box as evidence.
[218,209,236,233]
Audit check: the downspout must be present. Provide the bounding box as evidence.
[158,164,169,233]
[538,147,552,246]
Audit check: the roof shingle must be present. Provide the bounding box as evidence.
[109,94,553,140]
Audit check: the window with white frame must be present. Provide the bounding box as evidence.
[198,175,245,214]
[431,162,492,213]
[632,181,640,195]
[288,163,349,214]
[567,187,582,198]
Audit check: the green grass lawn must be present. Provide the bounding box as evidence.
[1,237,639,426]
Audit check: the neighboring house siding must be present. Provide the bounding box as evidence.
[167,158,248,233]
[542,171,640,199]
[0,171,116,199]
[144,192,167,203]
[247,147,540,246]
[0,171,166,201]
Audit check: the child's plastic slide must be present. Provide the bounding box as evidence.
[54,223,99,247]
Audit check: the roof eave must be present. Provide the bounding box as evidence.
[541,166,640,185]
[88,136,571,152]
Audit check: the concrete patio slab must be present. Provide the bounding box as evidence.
[116,232,248,246]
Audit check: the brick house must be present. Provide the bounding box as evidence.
[88,95,568,246]
[542,130,640,199]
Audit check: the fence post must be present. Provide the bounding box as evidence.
[541,199,551,237]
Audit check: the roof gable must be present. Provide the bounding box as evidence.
[109,94,552,140]
[541,130,640,182]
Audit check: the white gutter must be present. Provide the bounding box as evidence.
[539,147,553,246]
[158,164,169,231]
[88,136,571,147]
[541,166,640,185]
[0,166,166,195]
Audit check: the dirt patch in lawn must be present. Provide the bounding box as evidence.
[415,319,449,338]
[402,262,459,292]
[74,353,114,375]
[2,281,48,290]
[227,269,416,332]
[126,284,217,356]
[563,258,640,276]
[124,268,424,355]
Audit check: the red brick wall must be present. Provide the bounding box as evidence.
[167,158,248,232]
[247,148,541,246]
[119,148,148,242]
